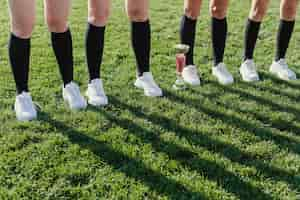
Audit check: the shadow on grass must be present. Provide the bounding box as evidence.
[219,95,300,136]
[260,71,300,91]
[168,85,300,155]
[238,79,300,102]
[212,82,300,120]
[190,81,300,136]
[209,81,300,136]
[90,106,273,200]
[107,96,299,193]
[38,111,206,200]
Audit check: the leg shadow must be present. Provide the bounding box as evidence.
[38,111,206,200]
[162,89,300,155]
[96,107,274,200]
[238,80,300,102]
[261,71,300,91]
[106,96,299,192]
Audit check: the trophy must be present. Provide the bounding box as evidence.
[173,44,190,90]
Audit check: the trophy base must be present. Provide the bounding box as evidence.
[172,78,186,91]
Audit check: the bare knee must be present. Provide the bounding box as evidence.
[184,6,200,19]
[281,3,297,20]
[46,15,68,33]
[210,4,227,19]
[249,6,267,21]
[11,20,35,39]
[88,7,110,26]
[127,7,148,22]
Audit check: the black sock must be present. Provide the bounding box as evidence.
[131,20,151,77]
[51,29,74,86]
[211,17,227,66]
[86,23,106,82]
[180,15,197,66]
[244,19,261,61]
[275,19,295,61]
[8,34,30,94]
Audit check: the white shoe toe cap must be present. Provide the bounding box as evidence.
[88,96,108,106]
[245,74,259,82]
[70,101,87,110]
[145,88,163,97]
[184,78,200,86]
[219,76,234,85]
[17,112,37,121]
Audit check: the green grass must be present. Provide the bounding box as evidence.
[1,0,300,199]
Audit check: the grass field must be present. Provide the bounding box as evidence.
[0,0,300,199]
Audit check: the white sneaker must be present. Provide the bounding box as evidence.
[182,65,201,86]
[134,72,163,97]
[63,82,87,110]
[270,59,297,81]
[240,59,260,82]
[86,79,108,106]
[212,63,234,85]
[15,92,37,121]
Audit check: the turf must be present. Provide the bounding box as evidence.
[0,0,300,199]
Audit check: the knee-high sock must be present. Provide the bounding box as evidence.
[131,20,151,77]
[180,15,197,66]
[275,19,295,61]
[244,19,261,61]
[8,34,30,94]
[86,23,106,82]
[211,17,227,66]
[51,29,74,86]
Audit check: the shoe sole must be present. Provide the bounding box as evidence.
[219,81,234,85]
[144,92,163,97]
[87,100,108,107]
[16,116,37,122]
[63,99,87,111]
[242,78,259,83]
[17,117,36,122]
[16,112,37,122]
